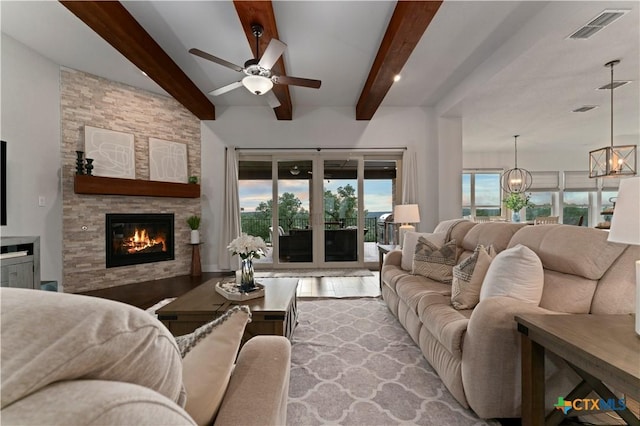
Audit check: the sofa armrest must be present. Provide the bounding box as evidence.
[382,249,403,268]
[214,336,291,426]
[461,297,559,418]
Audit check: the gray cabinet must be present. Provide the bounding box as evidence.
[1,237,40,290]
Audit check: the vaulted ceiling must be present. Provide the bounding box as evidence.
[1,1,638,153]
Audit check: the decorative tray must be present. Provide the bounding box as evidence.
[215,281,265,301]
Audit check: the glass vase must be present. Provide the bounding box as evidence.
[240,257,255,291]
[512,211,521,223]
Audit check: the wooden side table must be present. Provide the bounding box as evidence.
[190,243,202,277]
[377,244,399,289]
[515,314,640,426]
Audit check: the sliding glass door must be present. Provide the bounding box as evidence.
[239,152,400,269]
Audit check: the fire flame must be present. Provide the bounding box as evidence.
[125,228,166,253]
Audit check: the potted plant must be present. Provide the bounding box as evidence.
[187,215,201,244]
[503,193,533,222]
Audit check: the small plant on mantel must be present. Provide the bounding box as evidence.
[187,215,201,230]
[187,215,201,244]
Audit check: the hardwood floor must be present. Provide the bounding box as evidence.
[297,273,380,298]
[78,272,228,309]
[78,271,381,309]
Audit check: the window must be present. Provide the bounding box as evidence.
[563,171,597,227]
[563,192,590,227]
[462,171,502,217]
[526,171,559,221]
[526,192,553,221]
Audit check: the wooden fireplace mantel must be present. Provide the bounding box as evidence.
[74,175,200,198]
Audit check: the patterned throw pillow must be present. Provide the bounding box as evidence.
[175,305,251,357]
[178,305,252,426]
[412,237,458,283]
[451,245,496,310]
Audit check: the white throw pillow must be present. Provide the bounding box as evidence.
[401,231,446,271]
[479,244,544,304]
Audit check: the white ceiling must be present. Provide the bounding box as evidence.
[2,1,638,154]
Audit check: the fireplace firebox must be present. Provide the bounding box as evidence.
[106,213,174,268]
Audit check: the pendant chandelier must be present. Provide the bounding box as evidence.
[589,59,637,178]
[501,135,532,193]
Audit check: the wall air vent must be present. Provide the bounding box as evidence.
[572,105,598,113]
[568,9,630,39]
[597,81,630,90]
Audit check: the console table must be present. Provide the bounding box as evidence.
[515,314,640,426]
[1,236,40,289]
[377,244,399,289]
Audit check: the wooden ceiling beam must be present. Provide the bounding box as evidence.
[356,1,443,120]
[60,1,216,120]
[233,0,293,120]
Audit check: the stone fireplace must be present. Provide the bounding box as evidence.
[61,68,201,293]
[106,213,175,268]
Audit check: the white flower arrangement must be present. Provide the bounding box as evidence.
[227,233,267,259]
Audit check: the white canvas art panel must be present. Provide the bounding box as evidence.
[149,138,188,183]
[84,126,135,178]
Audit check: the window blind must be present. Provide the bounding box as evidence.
[529,171,560,191]
[564,171,598,191]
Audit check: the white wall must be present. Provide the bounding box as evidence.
[464,147,594,172]
[1,35,63,286]
[201,106,450,270]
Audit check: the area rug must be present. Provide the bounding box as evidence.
[287,298,498,426]
[255,269,374,278]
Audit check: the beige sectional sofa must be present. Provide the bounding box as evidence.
[381,220,638,419]
[0,288,291,425]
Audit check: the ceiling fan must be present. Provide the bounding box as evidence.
[189,24,321,108]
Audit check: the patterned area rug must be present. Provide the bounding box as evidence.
[255,269,374,278]
[287,299,498,426]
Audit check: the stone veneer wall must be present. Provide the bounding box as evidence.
[61,68,201,293]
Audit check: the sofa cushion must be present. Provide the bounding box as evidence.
[508,224,626,280]
[401,231,446,271]
[451,245,496,310]
[412,237,458,283]
[0,288,184,410]
[417,292,470,358]
[396,275,452,314]
[0,380,196,426]
[181,305,251,426]
[480,244,544,304]
[462,222,526,253]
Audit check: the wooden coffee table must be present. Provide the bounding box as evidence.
[157,277,298,341]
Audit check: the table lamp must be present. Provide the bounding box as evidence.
[607,176,640,335]
[394,204,420,248]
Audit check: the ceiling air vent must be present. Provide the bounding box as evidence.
[572,106,598,113]
[568,9,630,39]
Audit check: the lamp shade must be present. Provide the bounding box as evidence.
[608,177,640,245]
[242,75,273,95]
[394,204,420,224]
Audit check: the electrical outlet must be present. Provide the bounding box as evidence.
[38,196,46,207]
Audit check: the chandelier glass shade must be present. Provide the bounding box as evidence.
[242,75,273,95]
[501,135,532,193]
[589,59,637,178]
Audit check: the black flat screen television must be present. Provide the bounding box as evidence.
[1,140,6,226]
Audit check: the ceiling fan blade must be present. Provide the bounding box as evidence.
[209,81,243,96]
[265,91,281,109]
[258,38,286,70]
[273,75,322,89]
[189,48,244,73]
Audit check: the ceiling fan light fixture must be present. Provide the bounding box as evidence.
[589,59,637,178]
[242,75,273,95]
